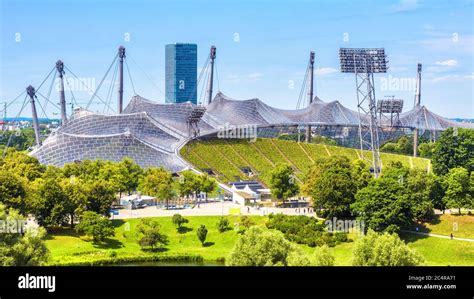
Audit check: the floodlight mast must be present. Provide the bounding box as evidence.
[306,51,315,143]
[339,48,387,178]
[413,63,422,157]
[26,85,42,146]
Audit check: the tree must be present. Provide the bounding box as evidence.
[60,177,88,228]
[29,178,69,228]
[352,174,412,233]
[226,226,296,266]
[178,171,202,201]
[0,149,45,181]
[84,181,116,216]
[350,159,373,191]
[200,175,217,199]
[139,167,175,208]
[216,217,231,233]
[197,224,208,246]
[136,218,169,250]
[0,204,49,266]
[0,171,27,215]
[75,211,115,243]
[172,214,189,232]
[418,142,435,158]
[432,128,474,175]
[302,156,357,218]
[352,230,424,266]
[443,167,472,215]
[269,163,299,202]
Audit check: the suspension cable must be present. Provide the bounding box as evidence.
[40,69,58,118]
[127,52,165,97]
[125,58,137,96]
[2,94,29,157]
[85,54,118,111]
[214,59,221,92]
[190,56,210,103]
[104,60,119,113]
[296,63,310,109]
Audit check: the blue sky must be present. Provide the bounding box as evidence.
[0,0,473,118]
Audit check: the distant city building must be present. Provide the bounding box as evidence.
[165,43,197,104]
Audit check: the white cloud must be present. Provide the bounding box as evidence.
[431,74,473,83]
[435,59,457,67]
[392,0,418,12]
[315,67,338,75]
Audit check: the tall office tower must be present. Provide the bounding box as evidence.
[165,43,197,104]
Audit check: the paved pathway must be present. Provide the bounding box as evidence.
[402,230,474,242]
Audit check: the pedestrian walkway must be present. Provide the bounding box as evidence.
[402,230,474,242]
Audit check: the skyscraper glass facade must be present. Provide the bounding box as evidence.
[165,43,197,104]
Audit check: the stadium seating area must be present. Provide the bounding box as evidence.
[180,138,431,186]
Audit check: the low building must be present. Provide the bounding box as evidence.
[230,180,271,205]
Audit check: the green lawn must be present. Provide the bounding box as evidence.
[401,233,474,266]
[45,215,266,265]
[409,214,474,239]
[45,215,474,266]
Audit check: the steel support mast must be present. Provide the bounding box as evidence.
[413,63,422,157]
[117,46,126,113]
[206,46,216,105]
[26,85,42,146]
[306,51,315,143]
[56,60,68,126]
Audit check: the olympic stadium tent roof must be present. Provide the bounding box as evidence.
[31,92,471,171]
[395,105,474,131]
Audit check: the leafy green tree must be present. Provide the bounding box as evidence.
[0,204,49,266]
[60,177,88,228]
[269,163,299,202]
[84,181,115,216]
[136,218,169,250]
[0,149,45,181]
[216,217,231,233]
[352,174,412,233]
[178,171,202,201]
[226,226,295,266]
[0,128,36,151]
[240,215,255,231]
[418,142,435,158]
[352,230,424,266]
[172,214,189,232]
[443,167,472,214]
[302,156,357,218]
[200,175,217,199]
[432,128,474,175]
[351,159,373,191]
[197,224,208,246]
[0,171,28,215]
[139,167,175,208]
[29,178,69,227]
[75,211,114,243]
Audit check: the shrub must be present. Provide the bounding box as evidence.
[197,224,208,246]
[216,217,231,233]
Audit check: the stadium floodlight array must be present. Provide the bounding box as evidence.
[339,48,388,73]
[339,47,388,178]
[187,106,207,137]
[377,99,403,114]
